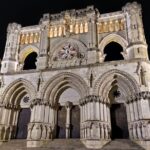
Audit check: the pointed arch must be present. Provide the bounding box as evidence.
[2,79,36,105]
[19,45,39,63]
[93,69,140,103]
[41,72,89,106]
[99,34,128,53]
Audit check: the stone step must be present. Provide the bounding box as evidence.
[101,139,144,150]
[0,139,145,150]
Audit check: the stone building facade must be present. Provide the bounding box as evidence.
[0,1,150,149]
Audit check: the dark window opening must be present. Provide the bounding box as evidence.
[104,42,124,62]
[23,52,37,70]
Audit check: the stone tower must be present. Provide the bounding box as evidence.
[0,2,150,150]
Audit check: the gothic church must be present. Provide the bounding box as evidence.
[0,2,150,149]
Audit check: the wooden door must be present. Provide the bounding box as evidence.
[16,108,31,139]
[110,103,129,139]
[57,106,66,138]
[71,105,80,138]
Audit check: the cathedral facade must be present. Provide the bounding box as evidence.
[0,2,150,149]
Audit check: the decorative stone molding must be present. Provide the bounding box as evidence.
[98,33,128,59]
[80,95,108,105]
[30,99,52,107]
[127,91,150,103]
[93,69,140,100]
[28,122,54,140]
[2,78,36,105]
[41,72,89,105]
[19,45,39,64]
[128,120,150,140]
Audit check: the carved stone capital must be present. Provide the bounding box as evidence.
[65,101,73,109]
[80,95,103,105]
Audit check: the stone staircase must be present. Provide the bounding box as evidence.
[0,139,145,150]
[101,139,145,150]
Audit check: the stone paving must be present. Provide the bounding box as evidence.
[0,139,145,150]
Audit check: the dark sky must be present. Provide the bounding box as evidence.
[0,0,149,59]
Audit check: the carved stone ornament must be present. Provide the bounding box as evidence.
[53,43,84,61]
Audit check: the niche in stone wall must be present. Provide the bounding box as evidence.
[104,42,124,62]
[23,52,37,70]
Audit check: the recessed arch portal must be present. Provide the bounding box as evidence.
[2,79,36,105]
[93,69,140,101]
[41,72,89,106]
[93,69,140,140]
[1,79,36,139]
[41,72,88,139]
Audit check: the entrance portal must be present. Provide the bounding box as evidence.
[71,105,80,138]
[16,108,31,139]
[110,103,129,139]
[57,106,66,138]
[57,105,80,139]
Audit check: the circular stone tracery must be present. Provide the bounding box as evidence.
[53,42,84,61]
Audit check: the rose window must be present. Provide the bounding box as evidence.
[53,43,84,61]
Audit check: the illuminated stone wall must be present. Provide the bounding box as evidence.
[0,2,150,150]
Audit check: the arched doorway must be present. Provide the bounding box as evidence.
[104,42,124,62]
[108,84,129,139]
[56,88,80,139]
[23,52,37,70]
[16,108,31,139]
[110,103,129,139]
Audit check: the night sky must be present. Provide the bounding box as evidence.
[0,0,149,59]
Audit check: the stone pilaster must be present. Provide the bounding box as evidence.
[27,99,54,147]
[37,15,49,70]
[80,95,111,149]
[127,91,150,149]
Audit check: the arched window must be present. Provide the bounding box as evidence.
[23,52,37,70]
[104,42,124,62]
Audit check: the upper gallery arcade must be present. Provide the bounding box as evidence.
[0,1,148,73]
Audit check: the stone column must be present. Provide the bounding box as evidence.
[65,101,72,139]
[129,102,134,122]
[133,101,139,121]
[30,106,36,123]
[100,102,104,121]
[96,101,100,120]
